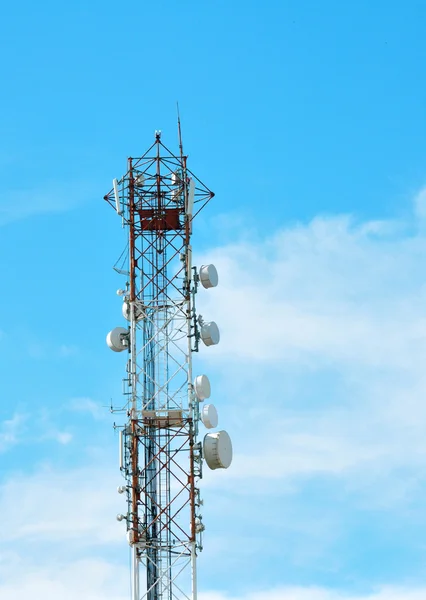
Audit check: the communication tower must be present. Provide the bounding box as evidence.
[104,128,233,600]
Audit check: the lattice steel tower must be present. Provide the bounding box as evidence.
[104,129,233,600]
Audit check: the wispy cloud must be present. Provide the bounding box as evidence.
[197,213,426,371]
[52,431,73,445]
[0,554,425,600]
[0,181,95,227]
[3,191,426,598]
[413,186,426,220]
[0,408,74,452]
[0,556,128,600]
[0,463,122,546]
[199,588,426,600]
[68,397,109,420]
[0,413,27,452]
[58,344,79,358]
[194,187,426,504]
[26,340,79,360]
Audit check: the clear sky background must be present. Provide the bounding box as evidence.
[1,1,426,599]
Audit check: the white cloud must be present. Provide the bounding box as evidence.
[0,400,105,454]
[199,588,426,600]
[1,561,426,600]
[0,410,68,452]
[0,556,128,600]
[0,413,27,452]
[197,213,426,370]
[3,193,426,597]
[0,463,123,546]
[194,192,426,498]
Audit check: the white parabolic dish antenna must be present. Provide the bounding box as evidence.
[199,264,218,289]
[200,321,220,346]
[106,327,128,352]
[201,404,218,429]
[122,300,145,322]
[203,430,233,470]
[194,374,211,401]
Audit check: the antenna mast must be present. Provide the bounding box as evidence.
[177,104,183,155]
[104,131,233,600]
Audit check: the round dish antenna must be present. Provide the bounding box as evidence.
[194,375,211,401]
[201,404,218,429]
[199,264,218,289]
[195,518,205,533]
[122,300,145,322]
[200,321,220,346]
[203,430,233,470]
[107,327,129,352]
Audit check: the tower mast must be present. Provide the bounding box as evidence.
[104,130,233,600]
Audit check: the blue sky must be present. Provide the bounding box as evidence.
[1,1,426,599]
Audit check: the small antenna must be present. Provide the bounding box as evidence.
[177,102,184,162]
[113,178,122,215]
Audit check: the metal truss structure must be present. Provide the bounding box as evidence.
[104,130,221,600]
